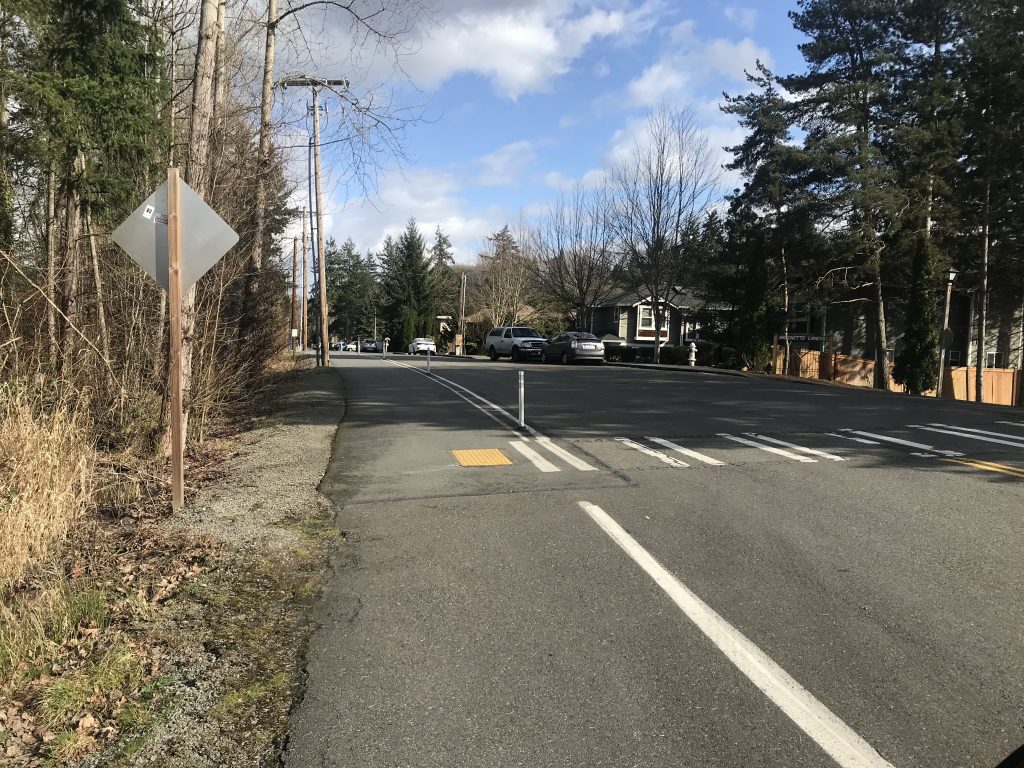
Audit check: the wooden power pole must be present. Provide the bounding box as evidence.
[291,236,298,350]
[301,207,308,350]
[167,167,185,512]
[280,76,347,365]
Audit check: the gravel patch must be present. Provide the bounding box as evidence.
[80,365,346,768]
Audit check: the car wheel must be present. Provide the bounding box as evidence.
[560,352,569,365]
[511,346,521,362]
[488,346,499,361]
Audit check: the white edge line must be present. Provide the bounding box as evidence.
[718,433,817,463]
[647,437,725,466]
[578,501,894,768]
[745,433,845,461]
[508,440,560,473]
[614,437,688,468]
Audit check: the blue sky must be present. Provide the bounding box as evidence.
[283,0,808,264]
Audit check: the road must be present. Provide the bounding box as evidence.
[284,355,1024,768]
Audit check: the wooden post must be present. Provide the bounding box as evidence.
[167,167,185,512]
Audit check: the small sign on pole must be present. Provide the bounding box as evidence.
[112,169,238,513]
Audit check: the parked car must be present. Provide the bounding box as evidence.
[342,340,358,352]
[360,339,381,353]
[408,337,437,355]
[485,326,548,361]
[329,340,342,350]
[542,332,605,364]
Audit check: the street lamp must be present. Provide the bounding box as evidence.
[936,265,958,398]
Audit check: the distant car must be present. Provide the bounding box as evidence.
[360,339,381,353]
[342,340,357,352]
[485,326,548,361]
[408,337,437,355]
[329,341,342,350]
[542,332,605,364]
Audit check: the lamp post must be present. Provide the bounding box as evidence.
[936,265,958,398]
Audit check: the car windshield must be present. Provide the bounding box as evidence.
[569,332,599,340]
[512,328,541,338]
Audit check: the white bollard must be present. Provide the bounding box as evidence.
[427,348,431,373]
[518,370,525,429]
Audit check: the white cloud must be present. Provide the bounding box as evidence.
[724,6,758,32]
[594,60,611,78]
[476,140,537,186]
[669,19,697,44]
[406,1,664,99]
[543,170,576,190]
[628,61,690,106]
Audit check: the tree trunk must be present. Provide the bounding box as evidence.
[976,181,990,403]
[85,203,111,365]
[254,0,277,275]
[46,165,58,367]
[61,150,86,374]
[780,245,790,375]
[170,0,219,450]
[874,258,891,391]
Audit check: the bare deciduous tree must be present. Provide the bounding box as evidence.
[532,183,620,332]
[476,224,535,329]
[609,107,718,362]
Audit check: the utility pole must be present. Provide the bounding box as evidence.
[281,76,348,367]
[301,207,308,351]
[291,236,298,351]
[458,271,467,355]
[312,86,328,366]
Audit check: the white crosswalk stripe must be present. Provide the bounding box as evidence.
[508,440,560,472]
[743,433,845,461]
[647,437,725,466]
[909,424,1024,450]
[615,437,689,467]
[927,423,1024,445]
[534,436,598,471]
[718,433,817,463]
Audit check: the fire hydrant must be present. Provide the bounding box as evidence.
[687,341,697,367]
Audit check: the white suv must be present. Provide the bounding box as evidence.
[485,326,547,362]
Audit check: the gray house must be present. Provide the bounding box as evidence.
[590,289,711,348]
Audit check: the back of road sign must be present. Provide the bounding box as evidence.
[112,179,238,292]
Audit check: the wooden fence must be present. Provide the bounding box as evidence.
[771,346,1024,406]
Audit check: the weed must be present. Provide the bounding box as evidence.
[92,643,146,694]
[40,679,89,727]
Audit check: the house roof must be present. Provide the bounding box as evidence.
[595,286,700,310]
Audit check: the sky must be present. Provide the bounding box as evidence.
[275,0,809,264]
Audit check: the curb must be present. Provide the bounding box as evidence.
[605,361,751,378]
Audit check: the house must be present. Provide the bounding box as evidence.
[591,288,715,348]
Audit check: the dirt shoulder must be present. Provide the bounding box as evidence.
[80,365,346,768]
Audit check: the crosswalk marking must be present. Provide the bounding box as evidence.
[534,436,598,471]
[927,423,1024,445]
[647,437,725,466]
[838,429,966,456]
[828,432,879,445]
[910,424,1024,450]
[615,437,689,467]
[508,440,560,473]
[718,433,817,463]
[996,421,1024,428]
[743,433,845,462]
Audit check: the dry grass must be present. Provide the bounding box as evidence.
[0,383,94,597]
[0,383,95,679]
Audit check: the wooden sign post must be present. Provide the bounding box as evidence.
[112,168,238,514]
[167,168,185,512]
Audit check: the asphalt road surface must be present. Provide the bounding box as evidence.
[284,354,1023,768]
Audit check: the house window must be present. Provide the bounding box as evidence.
[987,351,1008,369]
[638,306,668,331]
[948,350,961,365]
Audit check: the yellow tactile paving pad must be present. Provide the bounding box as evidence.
[452,449,513,467]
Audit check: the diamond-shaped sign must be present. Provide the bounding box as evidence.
[112,179,238,292]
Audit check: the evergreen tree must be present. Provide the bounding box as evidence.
[893,236,939,393]
[782,0,904,388]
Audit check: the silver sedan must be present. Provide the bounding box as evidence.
[542,332,605,364]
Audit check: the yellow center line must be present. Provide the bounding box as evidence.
[943,457,1024,479]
